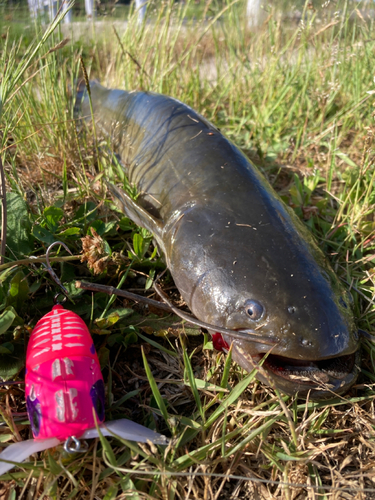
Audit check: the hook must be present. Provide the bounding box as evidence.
[64,436,89,454]
[44,241,73,297]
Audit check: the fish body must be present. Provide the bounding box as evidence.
[25,305,105,441]
[78,82,360,399]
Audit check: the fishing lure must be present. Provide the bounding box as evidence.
[0,243,167,476]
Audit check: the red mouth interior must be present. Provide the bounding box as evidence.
[212,332,230,352]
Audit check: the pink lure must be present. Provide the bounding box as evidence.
[25,304,105,441]
[0,305,167,476]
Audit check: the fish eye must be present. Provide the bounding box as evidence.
[288,306,296,314]
[244,299,264,321]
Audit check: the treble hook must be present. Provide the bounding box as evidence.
[44,241,73,297]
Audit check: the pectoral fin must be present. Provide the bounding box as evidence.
[107,183,166,255]
[0,437,60,475]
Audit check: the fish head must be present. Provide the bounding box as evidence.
[221,257,360,399]
[170,208,360,399]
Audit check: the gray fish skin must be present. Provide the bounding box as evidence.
[78,82,360,399]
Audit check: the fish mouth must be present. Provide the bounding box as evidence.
[249,349,359,399]
[218,334,361,399]
[262,352,358,388]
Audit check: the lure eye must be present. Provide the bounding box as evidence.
[244,299,264,321]
[90,379,105,421]
[26,396,42,437]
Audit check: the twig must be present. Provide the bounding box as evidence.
[0,155,7,265]
[0,254,78,272]
[75,280,173,312]
[76,280,279,345]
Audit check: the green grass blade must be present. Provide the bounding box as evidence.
[141,346,171,433]
[183,346,205,423]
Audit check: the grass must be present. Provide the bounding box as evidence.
[0,0,375,498]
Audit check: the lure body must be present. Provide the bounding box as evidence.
[25,305,105,441]
[0,305,167,476]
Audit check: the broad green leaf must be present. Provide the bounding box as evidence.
[103,239,112,256]
[150,246,158,259]
[105,308,133,320]
[118,217,133,232]
[6,193,33,257]
[57,227,81,238]
[107,333,125,346]
[95,313,120,329]
[32,225,55,245]
[95,309,133,329]
[0,346,12,354]
[89,220,105,235]
[123,331,138,346]
[145,269,155,290]
[29,280,41,293]
[6,271,29,311]
[103,485,119,500]
[1,342,14,353]
[76,202,97,222]
[0,308,16,335]
[98,346,110,370]
[44,206,64,233]
[48,452,62,474]
[0,434,14,443]
[0,266,19,285]
[121,479,140,499]
[133,233,145,259]
[103,221,117,235]
[7,491,16,500]
[0,343,25,379]
[203,333,213,350]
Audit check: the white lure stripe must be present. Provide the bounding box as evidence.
[33,347,50,358]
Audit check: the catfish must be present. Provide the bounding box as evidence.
[77,81,360,399]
